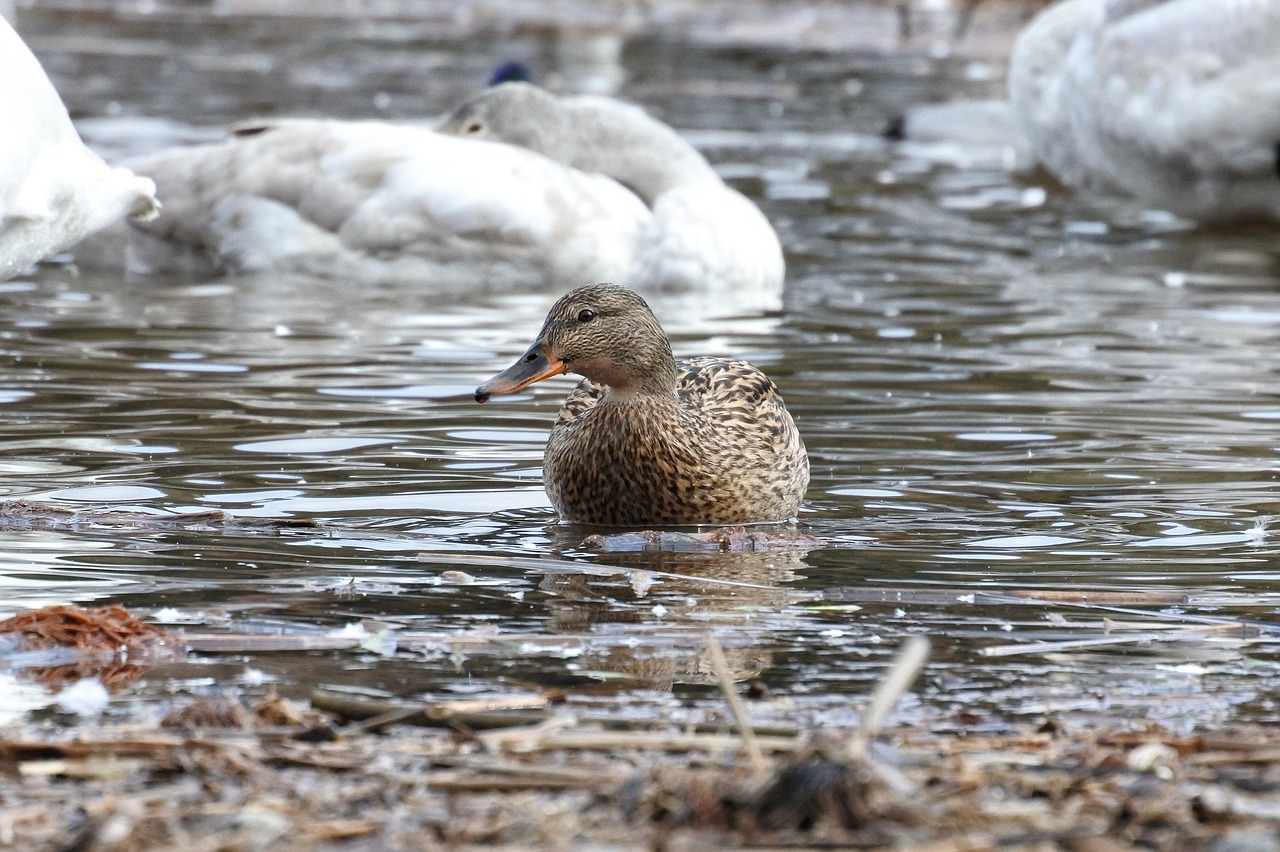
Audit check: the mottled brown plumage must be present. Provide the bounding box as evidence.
[475,283,809,526]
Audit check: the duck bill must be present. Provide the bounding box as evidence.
[474,342,566,403]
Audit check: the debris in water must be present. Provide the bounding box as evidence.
[582,525,823,553]
[0,500,318,532]
[54,678,110,717]
[0,604,186,690]
[0,604,180,655]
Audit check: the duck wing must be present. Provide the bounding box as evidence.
[675,357,800,452]
[554,357,799,447]
[546,356,806,525]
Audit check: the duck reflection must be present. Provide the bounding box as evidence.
[535,525,818,688]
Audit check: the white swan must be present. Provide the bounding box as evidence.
[85,83,783,310]
[101,118,649,293]
[1008,0,1280,222]
[439,83,784,306]
[0,16,158,280]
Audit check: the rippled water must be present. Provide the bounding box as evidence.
[7,4,1280,731]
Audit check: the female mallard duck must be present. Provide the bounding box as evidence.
[0,16,158,280]
[1009,0,1280,222]
[78,83,782,310]
[474,283,808,527]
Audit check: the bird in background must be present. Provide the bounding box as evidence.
[75,81,783,314]
[0,15,158,281]
[1009,0,1280,223]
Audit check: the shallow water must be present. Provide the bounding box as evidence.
[7,3,1280,732]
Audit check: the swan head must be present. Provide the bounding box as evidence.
[439,82,571,159]
[440,82,714,204]
[475,283,677,403]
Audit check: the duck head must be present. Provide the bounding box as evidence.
[475,283,677,402]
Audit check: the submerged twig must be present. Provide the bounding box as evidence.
[822,585,1280,649]
[0,500,317,532]
[183,634,366,653]
[310,690,550,731]
[535,730,801,755]
[705,631,765,775]
[980,621,1256,657]
[821,586,1195,606]
[420,552,814,596]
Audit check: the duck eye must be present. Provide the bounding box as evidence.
[465,121,483,134]
[576,309,597,323]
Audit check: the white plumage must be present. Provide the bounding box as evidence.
[441,84,784,310]
[0,16,158,280]
[84,84,784,311]
[1008,0,1280,222]
[104,119,647,291]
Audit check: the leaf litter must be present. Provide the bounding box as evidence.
[4,594,1280,849]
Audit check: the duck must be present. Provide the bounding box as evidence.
[0,16,158,280]
[79,83,784,310]
[474,283,808,527]
[1008,0,1280,222]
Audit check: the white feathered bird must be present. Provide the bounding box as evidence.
[0,16,158,280]
[84,83,784,310]
[1008,0,1280,222]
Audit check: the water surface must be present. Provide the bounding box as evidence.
[6,4,1280,732]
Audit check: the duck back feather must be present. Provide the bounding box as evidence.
[547,356,808,526]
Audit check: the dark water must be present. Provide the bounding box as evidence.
[6,4,1280,732]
